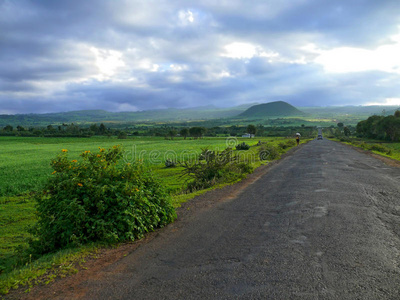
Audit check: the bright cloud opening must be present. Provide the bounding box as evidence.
[365,98,400,106]
[179,10,195,25]
[222,42,258,59]
[315,32,400,74]
[90,47,125,80]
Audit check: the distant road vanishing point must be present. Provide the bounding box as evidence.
[23,139,400,300]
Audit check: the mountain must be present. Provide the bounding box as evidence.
[238,101,305,118]
[0,103,258,127]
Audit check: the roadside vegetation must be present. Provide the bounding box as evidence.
[326,110,400,162]
[0,133,311,295]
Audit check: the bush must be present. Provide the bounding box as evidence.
[235,142,250,150]
[277,140,296,150]
[165,159,177,168]
[199,147,215,161]
[286,140,296,147]
[29,146,176,254]
[181,148,253,192]
[369,143,391,154]
[117,132,127,139]
[259,144,280,160]
[339,137,351,143]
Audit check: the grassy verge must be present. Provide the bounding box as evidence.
[0,137,310,295]
[331,137,400,162]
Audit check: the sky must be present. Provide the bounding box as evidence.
[1,0,400,114]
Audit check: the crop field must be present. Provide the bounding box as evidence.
[0,136,281,197]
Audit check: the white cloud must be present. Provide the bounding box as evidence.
[365,98,400,106]
[178,9,195,25]
[315,31,400,74]
[222,42,258,59]
[90,47,125,80]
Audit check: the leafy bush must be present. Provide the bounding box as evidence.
[235,142,250,150]
[199,147,215,161]
[181,148,253,192]
[368,143,391,154]
[165,159,177,168]
[117,131,127,139]
[339,137,351,142]
[286,140,296,147]
[29,146,176,254]
[259,144,280,160]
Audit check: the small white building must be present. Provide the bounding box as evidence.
[242,133,255,138]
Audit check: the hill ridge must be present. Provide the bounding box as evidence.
[238,101,305,118]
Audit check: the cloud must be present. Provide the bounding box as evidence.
[1,0,400,114]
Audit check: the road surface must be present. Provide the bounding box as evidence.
[29,139,400,299]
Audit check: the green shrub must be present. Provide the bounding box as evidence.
[117,132,127,139]
[181,148,253,192]
[199,147,215,161]
[165,159,177,168]
[369,143,391,153]
[278,140,296,150]
[340,137,351,142]
[29,146,176,255]
[286,140,296,147]
[235,142,250,150]
[259,144,280,160]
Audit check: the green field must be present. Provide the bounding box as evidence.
[0,136,279,197]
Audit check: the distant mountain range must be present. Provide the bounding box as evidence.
[0,101,399,127]
[237,101,306,118]
[0,103,258,127]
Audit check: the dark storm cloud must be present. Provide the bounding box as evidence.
[1,0,400,114]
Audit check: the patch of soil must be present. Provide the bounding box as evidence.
[3,144,305,300]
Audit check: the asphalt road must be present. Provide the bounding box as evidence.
[65,139,400,299]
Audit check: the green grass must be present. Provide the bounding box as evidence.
[385,143,400,161]
[0,136,288,197]
[0,196,36,274]
[0,135,308,295]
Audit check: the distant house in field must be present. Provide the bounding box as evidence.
[242,133,255,138]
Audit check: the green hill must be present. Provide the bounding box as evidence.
[238,101,305,118]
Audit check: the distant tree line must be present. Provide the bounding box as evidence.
[0,123,110,137]
[356,110,400,141]
[1,122,318,139]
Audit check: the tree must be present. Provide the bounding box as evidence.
[117,131,127,139]
[99,123,106,135]
[246,124,257,138]
[89,123,99,133]
[167,129,177,140]
[3,125,13,132]
[380,116,400,141]
[189,127,206,139]
[395,110,400,118]
[337,122,344,128]
[16,125,25,131]
[180,128,189,139]
[343,126,351,137]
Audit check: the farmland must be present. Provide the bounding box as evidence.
[0,136,286,197]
